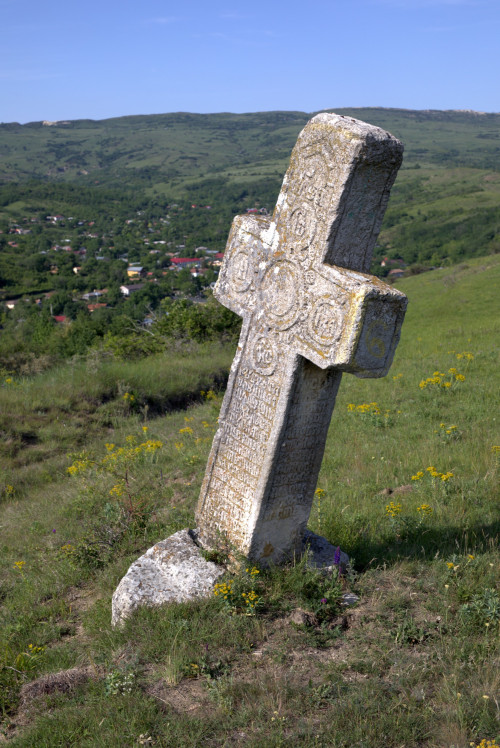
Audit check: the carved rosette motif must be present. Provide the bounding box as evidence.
[231,249,253,293]
[252,334,277,376]
[259,260,303,332]
[308,298,343,347]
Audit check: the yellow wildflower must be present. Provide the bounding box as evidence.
[385,501,402,518]
[417,504,433,515]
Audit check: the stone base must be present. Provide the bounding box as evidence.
[111,528,349,627]
[111,529,225,627]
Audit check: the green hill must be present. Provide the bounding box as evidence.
[2,108,500,185]
[1,108,500,271]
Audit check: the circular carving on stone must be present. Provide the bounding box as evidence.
[252,335,277,375]
[232,249,253,293]
[308,299,342,347]
[259,260,302,331]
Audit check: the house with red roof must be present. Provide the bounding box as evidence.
[170,257,201,270]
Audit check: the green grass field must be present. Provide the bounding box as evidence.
[0,256,499,746]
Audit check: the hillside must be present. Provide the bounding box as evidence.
[2,109,500,185]
[1,108,499,378]
[1,108,499,270]
[0,256,498,745]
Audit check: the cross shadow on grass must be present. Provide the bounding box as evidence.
[322,518,500,570]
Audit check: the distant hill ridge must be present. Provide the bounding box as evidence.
[3,106,499,127]
[1,108,500,188]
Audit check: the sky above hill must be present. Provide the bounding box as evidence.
[1,0,499,123]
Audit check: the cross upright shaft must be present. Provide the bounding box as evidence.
[196,113,407,564]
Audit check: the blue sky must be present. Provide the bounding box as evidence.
[1,0,499,123]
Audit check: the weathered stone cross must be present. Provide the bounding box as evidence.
[196,113,407,565]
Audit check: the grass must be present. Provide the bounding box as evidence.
[0,340,233,495]
[0,256,499,746]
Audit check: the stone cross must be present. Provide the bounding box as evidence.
[196,113,407,565]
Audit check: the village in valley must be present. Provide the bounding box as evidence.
[0,198,273,362]
[2,207,228,321]
[1,201,407,334]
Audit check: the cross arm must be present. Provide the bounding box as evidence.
[214,213,270,318]
[293,265,408,378]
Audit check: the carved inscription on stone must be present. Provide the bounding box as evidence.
[198,355,285,549]
[249,362,342,562]
[196,113,407,563]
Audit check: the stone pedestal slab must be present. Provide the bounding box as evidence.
[111,529,225,627]
[111,528,349,626]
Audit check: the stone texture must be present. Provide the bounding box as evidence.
[111,529,225,627]
[196,112,407,565]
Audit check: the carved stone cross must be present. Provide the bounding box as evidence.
[196,113,407,565]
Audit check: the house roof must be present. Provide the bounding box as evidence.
[87,303,107,312]
[120,283,144,292]
[171,257,199,265]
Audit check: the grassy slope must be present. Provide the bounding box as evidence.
[0,256,498,746]
[0,342,234,497]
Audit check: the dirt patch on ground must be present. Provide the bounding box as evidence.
[65,584,104,639]
[146,677,212,715]
[19,666,99,706]
[4,665,102,738]
[144,607,356,721]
